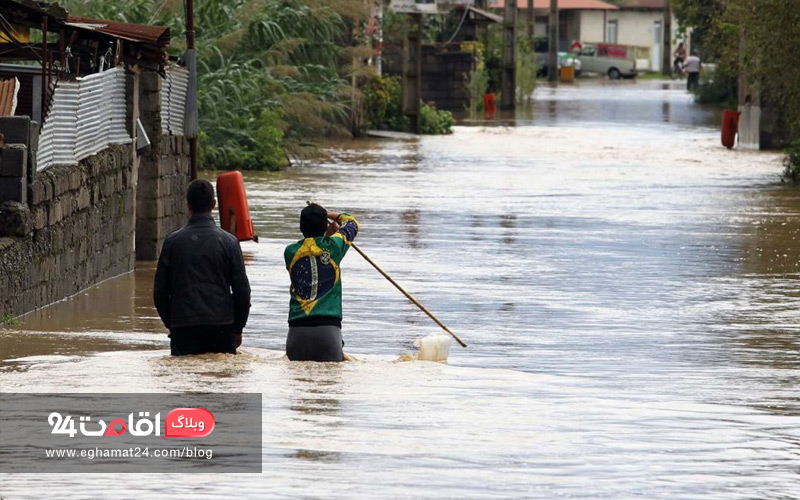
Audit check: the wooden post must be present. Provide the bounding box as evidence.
[476,0,488,43]
[661,0,672,76]
[548,0,558,82]
[501,0,516,109]
[41,16,47,124]
[527,0,534,43]
[186,0,198,180]
[402,13,422,134]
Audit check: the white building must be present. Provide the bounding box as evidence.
[603,0,681,72]
[494,0,687,72]
[493,0,619,51]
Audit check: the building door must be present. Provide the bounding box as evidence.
[652,20,662,72]
[606,19,618,44]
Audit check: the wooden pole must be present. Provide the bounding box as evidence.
[41,16,47,124]
[350,242,468,348]
[402,13,422,134]
[527,0,534,43]
[548,0,559,82]
[186,0,198,180]
[476,0,488,43]
[501,0,516,109]
[662,0,672,76]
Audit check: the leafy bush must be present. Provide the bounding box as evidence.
[362,75,407,132]
[420,104,454,135]
[461,42,489,116]
[364,75,452,135]
[516,39,538,103]
[200,109,288,171]
[693,69,738,107]
[782,140,800,183]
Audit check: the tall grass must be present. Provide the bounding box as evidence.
[64,0,368,170]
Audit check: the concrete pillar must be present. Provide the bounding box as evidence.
[0,117,34,205]
[403,13,423,134]
[136,70,164,261]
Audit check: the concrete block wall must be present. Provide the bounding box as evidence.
[383,44,474,111]
[135,70,189,261]
[0,69,189,318]
[0,144,136,317]
[420,46,473,111]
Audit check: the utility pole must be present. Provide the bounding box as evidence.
[501,0,516,109]
[527,0,534,43]
[186,0,198,180]
[402,13,422,134]
[662,0,671,76]
[476,0,488,42]
[547,0,558,82]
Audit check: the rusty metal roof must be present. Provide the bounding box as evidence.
[0,77,19,116]
[495,0,619,10]
[615,0,667,8]
[66,15,170,47]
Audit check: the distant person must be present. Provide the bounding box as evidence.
[673,42,686,75]
[154,179,251,356]
[684,51,702,92]
[284,203,360,362]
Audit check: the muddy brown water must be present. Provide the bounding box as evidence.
[1,80,799,499]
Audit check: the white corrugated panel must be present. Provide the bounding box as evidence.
[75,71,108,159]
[160,69,170,131]
[37,67,131,172]
[160,65,188,136]
[107,68,130,145]
[37,82,79,171]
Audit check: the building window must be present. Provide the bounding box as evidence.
[607,20,618,44]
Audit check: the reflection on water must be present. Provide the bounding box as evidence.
[2,79,799,499]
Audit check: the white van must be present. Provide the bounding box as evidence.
[576,44,638,79]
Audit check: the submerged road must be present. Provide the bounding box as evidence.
[1,80,799,499]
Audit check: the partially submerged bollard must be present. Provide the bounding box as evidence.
[217,171,258,242]
[721,110,740,149]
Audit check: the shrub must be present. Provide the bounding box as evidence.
[693,69,738,107]
[362,75,407,131]
[419,104,454,135]
[364,75,453,135]
[200,109,288,171]
[782,140,800,183]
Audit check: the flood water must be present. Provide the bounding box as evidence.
[2,80,799,498]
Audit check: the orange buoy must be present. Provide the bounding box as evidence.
[217,171,258,242]
[721,110,740,149]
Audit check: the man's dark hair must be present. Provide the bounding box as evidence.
[300,204,328,238]
[187,179,215,213]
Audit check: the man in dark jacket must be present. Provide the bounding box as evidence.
[154,179,251,355]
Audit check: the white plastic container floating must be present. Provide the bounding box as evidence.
[414,335,452,362]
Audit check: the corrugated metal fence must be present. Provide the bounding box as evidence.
[37,68,131,172]
[161,65,189,136]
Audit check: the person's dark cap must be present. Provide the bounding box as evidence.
[301,204,328,238]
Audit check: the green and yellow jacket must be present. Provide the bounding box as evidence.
[284,214,360,327]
